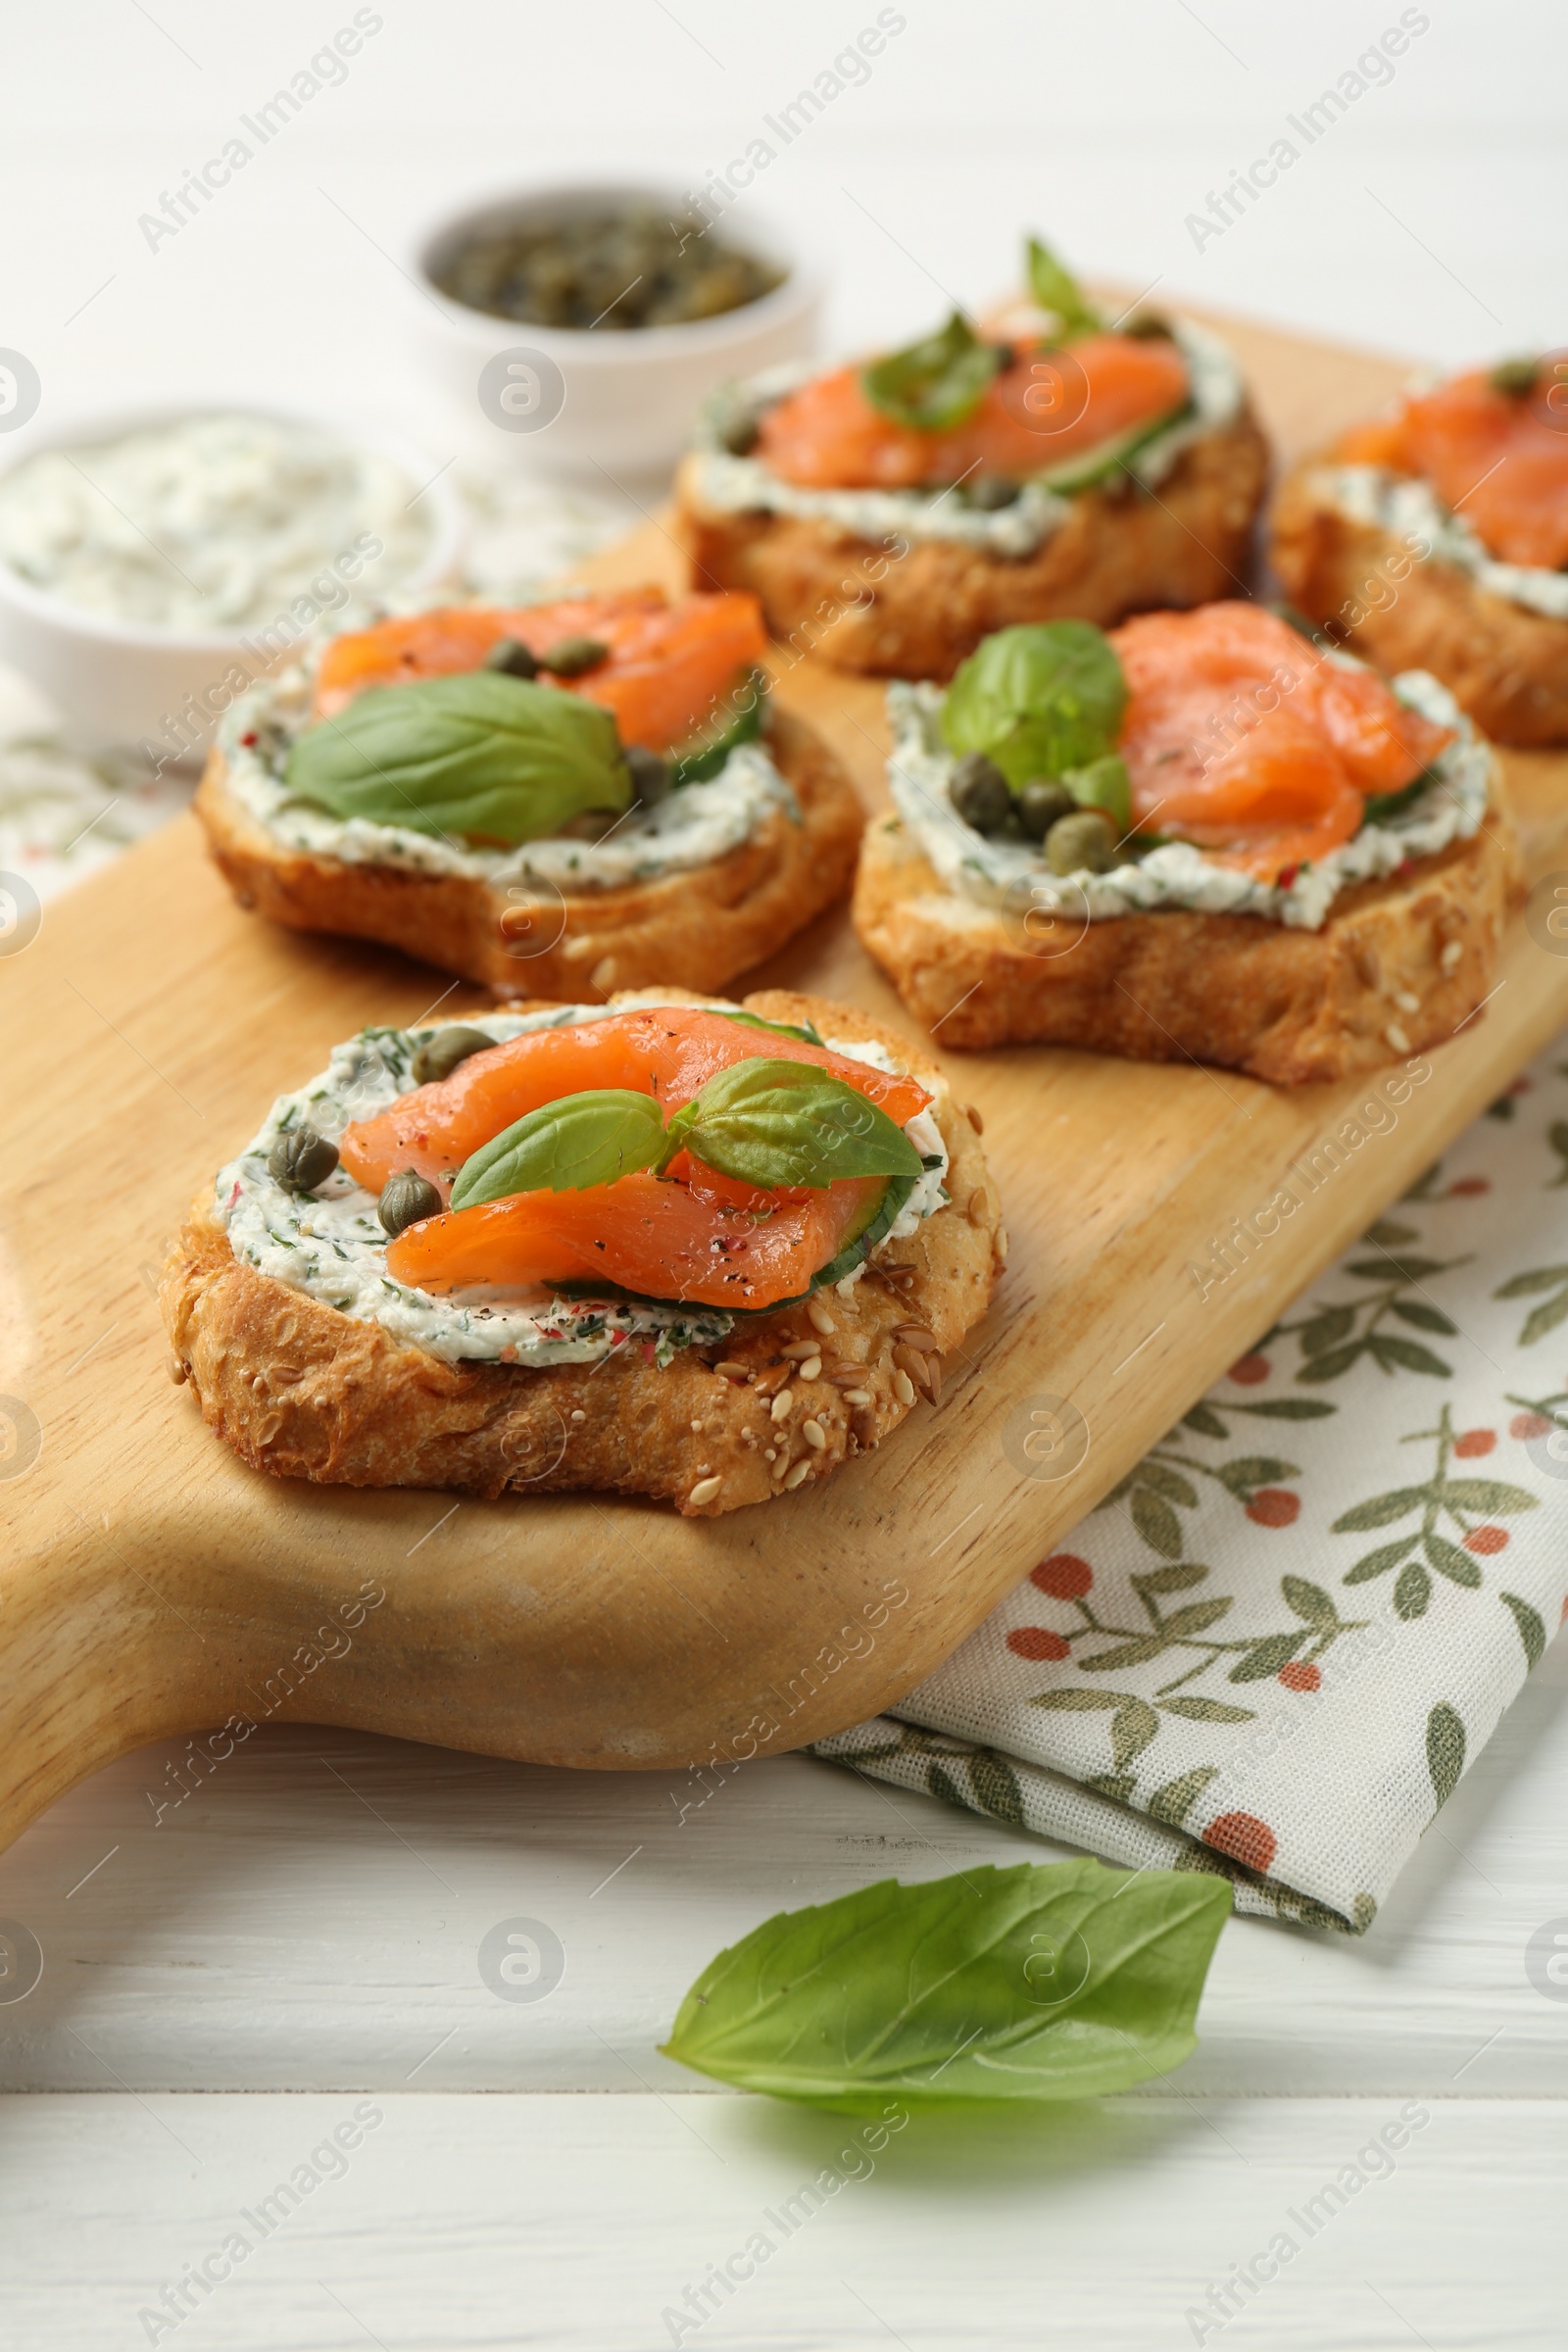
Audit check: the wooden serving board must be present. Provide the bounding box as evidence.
[5,308,1568,1857]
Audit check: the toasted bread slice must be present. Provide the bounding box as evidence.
[159,990,1002,1518]
[852,801,1526,1086]
[675,411,1271,682]
[194,709,864,1002]
[1271,461,1568,748]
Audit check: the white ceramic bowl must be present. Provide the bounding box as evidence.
[0,406,466,764]
[406,180,823,483]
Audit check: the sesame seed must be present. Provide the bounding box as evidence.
[770,1388,794,1423]
[892,1368,916,1406]
[1441,940,1463,973]
[688,1475,722,1507]
[995,1224,1009,1264]
[798,1355,822,1383]
[1395,990,1420,1013]
[843,1388,872,1407]
[807,1298,836,1336]
[802,1419,826,1450]
[1385,1023,1411,1054]
[784,1458,812,1490]
[590,956,617,991]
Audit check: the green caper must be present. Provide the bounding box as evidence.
[1046,808,1117,877]
[1122,308,1176,341]
[1016,779,1078,841]
[951,752,1013,834]
[412,1025,494,1086]
[485,635,540,679]
[268,1124,339,1194]
[966,474,1019,511]
[625,745,670,807]
[378,1167,443,1240]
[1488,356,1540,399]
[540,636,610,677]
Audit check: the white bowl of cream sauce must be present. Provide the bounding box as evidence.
[0,407,466,764]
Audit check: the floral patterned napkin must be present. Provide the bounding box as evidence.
[817,1053,1568,1934]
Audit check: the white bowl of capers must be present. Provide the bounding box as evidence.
[406,180,823,483]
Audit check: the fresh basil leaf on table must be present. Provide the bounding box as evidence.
[662,1057,924,1192]
[942,621,1128,791]
[451,1091,666,1207]
[285,671,633,844]
[662,1858,1232,2110]
[1025,236,1103,342]
[862,312,1005,433]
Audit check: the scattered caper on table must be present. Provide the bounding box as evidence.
[268,1125,339,1194]
[412,1025,494,1087]
[378,1168,443,1240]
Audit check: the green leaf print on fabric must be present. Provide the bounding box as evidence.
[1273,1243,1472,1385]
[1146,1766,1220,1828]
[1494,1263,1568,1348]
[1546,1122,1568,1189]
[1499,1591,1547,1670]
[1334,1406,1539,1598]
[1426,1701,1466,1810]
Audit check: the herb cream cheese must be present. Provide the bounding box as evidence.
[218,665,802,891]
[1308,463,1568,622]
[0,414,432,632]
[886,668,1491,933]
[688,321,1244,558]
[217,1004,950,1367]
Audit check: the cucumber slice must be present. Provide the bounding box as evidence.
[667,671,769,787]
[1033,401,1192,496]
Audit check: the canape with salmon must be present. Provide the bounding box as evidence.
[160,990,1001,1516]
[853,605,1524,1083]
[676,236,1270,680]
[194,587,864,999]
[1271,354,1568,744]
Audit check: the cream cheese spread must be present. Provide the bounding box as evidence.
[217,664,801,890]
[0,414,432,632]
[886,667,1491,934]
[216,1003,950,1366]
[688,320,1244,558]
[1307,462,1568,622]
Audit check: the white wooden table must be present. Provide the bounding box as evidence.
[3,1633,1565,2349]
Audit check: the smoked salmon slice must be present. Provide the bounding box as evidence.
[757,332,1189,490]
[1111,604,1453,880]
[1336,359,1568,571]
[312,588,768,752]
[383,1163,885,1311]
[340,1006,931,1198]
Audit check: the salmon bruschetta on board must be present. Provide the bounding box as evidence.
[161,991,1001,1516]
[853,605,1524,1083]
[1272,354,1568,745]
[195,589,863,999]
[676,236,1270,680]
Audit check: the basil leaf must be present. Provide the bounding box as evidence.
[941,620,1127,790]
[285,672,632,846]
[450,1090,666,1207]
[662,1859,1231,2110]
[667,670,768,787]
[862,312,1004,433]
[1025,237,1102,342]
[1062,752,1132,832]
[663,1057,922,1192]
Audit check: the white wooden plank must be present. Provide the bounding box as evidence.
[0,2091,1560,2351]
[1,1594,1565,2099]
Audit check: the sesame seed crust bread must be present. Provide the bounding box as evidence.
[192,708,864,1003]
[1270,460,1568,748]
[158,989,1002,1519]
[851,800,1526,1086]
[674,411,1271,682]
